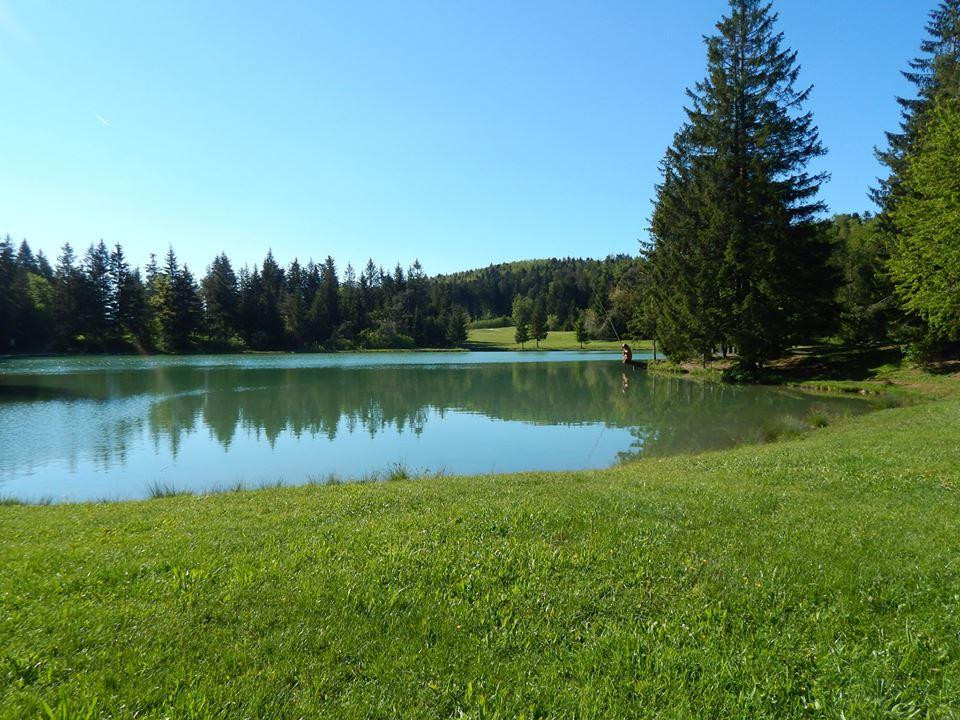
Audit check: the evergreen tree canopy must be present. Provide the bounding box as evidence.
[647,0,833,369]
[201,253,240,341]
[446,306,469,347]
[874,1,960,211]
[530,301,547,348]
[574,313,590,348]
[888,97,960,345]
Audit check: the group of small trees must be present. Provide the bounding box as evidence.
[510,295,549,348]
[643,0,960,368]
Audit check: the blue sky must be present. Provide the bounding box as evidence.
[0,1,934,276]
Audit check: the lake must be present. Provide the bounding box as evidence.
[0,352,871,502]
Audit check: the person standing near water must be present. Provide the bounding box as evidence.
[621,343,632,365]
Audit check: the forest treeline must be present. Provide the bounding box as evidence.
[0,239,640,353]
[0,213,904,355]
[2,0,958,363]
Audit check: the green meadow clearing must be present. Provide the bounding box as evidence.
[466,327,653,352]
[1,366,959,719]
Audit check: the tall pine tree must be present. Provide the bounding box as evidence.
[874,1,960,212]
[647,0,832,370]
[201,253,240,342]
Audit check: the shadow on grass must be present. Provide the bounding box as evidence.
[765,344,904,383]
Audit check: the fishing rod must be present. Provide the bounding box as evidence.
[607,314,621,343]
[596,304,621,343]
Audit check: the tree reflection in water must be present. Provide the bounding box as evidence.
[0,360,871,477]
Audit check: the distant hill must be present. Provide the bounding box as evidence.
[433,255,638,327]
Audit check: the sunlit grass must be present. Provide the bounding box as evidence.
[466,327,651,352]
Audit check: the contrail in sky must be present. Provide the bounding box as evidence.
[96,114,109,126]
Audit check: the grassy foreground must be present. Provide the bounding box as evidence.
[466,327,652,352]
[2,373,960,718]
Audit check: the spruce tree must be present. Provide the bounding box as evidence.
[170,265,202,349]
[530,301,547,348]
[83,241,113,342]
[874,1,960,212]
[108,243,129,337]
[647,0,831,370]
[446,306,470,347]
[201,253,240,342]
[16,240,38,273]
[514,321,530,349]
[281,258,310,346]
[238,266,264,346]
[574,313,590,349]
[36,251,53,280]
[259,250,286,347]
[118,269,148,343]
[888,97,960,350]
[54,243,85,346]
[321,256,340,338]
[0,236,20,349]
[150,247,201,350]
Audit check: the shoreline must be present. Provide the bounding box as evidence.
[0,359,936,508]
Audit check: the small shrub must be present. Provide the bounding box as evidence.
[146,482,192,499]
[807,410,830,428]
[385,463,411,482]
[761,415,810,442]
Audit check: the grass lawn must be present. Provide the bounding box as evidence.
[1,366,959,718]
[467,326,652,352]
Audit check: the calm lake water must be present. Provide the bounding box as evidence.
[0,352,870,502]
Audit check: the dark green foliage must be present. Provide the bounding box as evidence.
[647,0,834,369]
[826,214,897,344]
[873,1,960,212]
[53,243,86,347]
[82,241,112,343]
[530,301,547,348]
[875,4,960,358]
[445,305,469,346]
[0,236,21,351]
[16,240,37,273]
[110,243,146,343]
[3,225,642,355]
[574,313,590,348]
[201,253,240,342]
[149,249,202,351]
[514,322,530,349]
[438,256,636,333]
[320,256,340,340]
[257,250,286,348]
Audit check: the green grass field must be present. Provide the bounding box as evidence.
[467,326,652,352]
[1,366,959,718]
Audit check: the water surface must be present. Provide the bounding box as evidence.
[0,352,869,502]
